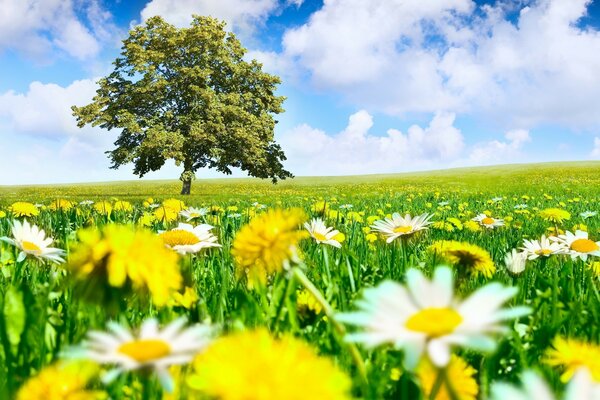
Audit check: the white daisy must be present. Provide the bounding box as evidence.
[490,368,600,400]
[337,266,530,369]
[0,219,65,263]
[304,218,342,248]
[521,235,562,260]
[491,196,504,202]
[472,213,505,229]
[159,223,221,255]
[551,230,600,261]
[72,318,213,392]
[438,201,450,206]
[339,204,354,209]
[514,204,528,210]
[505,249,527,274]
[580,211,597,219]
[370,213,432,243]
[79,200,95,206]
[179,207,208,222]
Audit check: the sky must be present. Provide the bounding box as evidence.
[1,0,600,184]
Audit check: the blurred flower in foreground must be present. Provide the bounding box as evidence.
[71,318,213,392]
[490,369,600,400]
[232,208,307,286]
[304,218,343,248]
[545,337,600,382]
[337,266,529,369]
[16,361,105,400]
[68,224,181,306]
[187,329,351,400]
[370,213,432,243]
[0,220,65,263]
[159,223,221,255]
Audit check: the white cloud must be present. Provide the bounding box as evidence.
[591,137,600,158]
[140,0,279,33]
[279,0,600,129]
[469,129,531,164]
[278,110,465,175]
[0,0,116,61]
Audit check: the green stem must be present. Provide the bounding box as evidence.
[551,263,560,326]
[292,267,368,384]
[429,368,445,400]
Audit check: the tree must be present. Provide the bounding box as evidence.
[72,15,292,195]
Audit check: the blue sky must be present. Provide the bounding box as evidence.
[1,0,600,184]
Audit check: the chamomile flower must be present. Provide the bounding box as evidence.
[472,214,505,229]
[159,223,221,255]
[337,266,530,369]
[521,235,562,260]
[180,207,208,222]
[0,220,65,263]
[514,204,528,210]
[370,213,432,243]
[304,218,343,248]
[581,211,598,219]
[73,318,213,392]
[551,230,600,261]
[505,249,527,274]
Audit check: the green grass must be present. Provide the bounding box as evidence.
[1,161,600,399]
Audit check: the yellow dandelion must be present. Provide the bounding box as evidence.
[163,198,186,212]
[10,202,39,217]
[430,240,496,278]
[68,224,182,306]
[539,208,571,224]
[311,200,329,215]
[417,355,478,400]
[138,212,155,227]
[113,200,133,212]
[154,206,179,223]
[231,208,308,285]
[169,286,200,309]
[297,289,323,316]
[93,201,112,216]
[0,210,5,218]
[16,362,105,400]
[588,261,600,278]
[463,220,481,232]
[545,337,600,382]
[187,329,351,400]
[49,199,74,211]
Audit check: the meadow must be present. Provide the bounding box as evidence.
[1,161,600,399]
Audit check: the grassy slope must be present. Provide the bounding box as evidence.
[1,161,599,204]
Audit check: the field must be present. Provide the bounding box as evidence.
[1,161,600,399]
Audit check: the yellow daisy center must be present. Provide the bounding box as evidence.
[118,339,171,362]
[481,217,495,225]
[571,239,599,253]
[160,230,200,246]
[313,232,328,241]
[536,249,552,255]
[405,307,463,337]
[393,225,413,234]
[21,241,41,253]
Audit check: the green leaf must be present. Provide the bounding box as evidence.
[3,286,25,350]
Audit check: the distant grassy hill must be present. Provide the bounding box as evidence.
[1,161,599,204]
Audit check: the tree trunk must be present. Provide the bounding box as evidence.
[181,177,192,195]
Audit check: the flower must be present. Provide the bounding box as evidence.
[68,225,182,306]
[580,211,597,219]
[540,208,571,224]
[545,337,600,382]
[521,235,562,260]
[159,223,221,255]
[417,355,478,400]
[297,289,323,317]
[551,230,600,261]
[370,213,432,243]
[337,266,529,369]
[113,200,133,212]
[304,218,343,248]
[430,241,496,278]
[16,362,105,400]
[472,213,504,229]
[490,369,600,400]
[179,207,208,221]
[231,208,308,285]
[0,220,65,263]
[93,201,112,216]
[73,318,213,392]
[154,206,179,223]
[505,249,527,274]
[169,287,199,309]
[49,199,75,211]
[186,329,351,400]
[10,202,40,217]
[162,198,186,212]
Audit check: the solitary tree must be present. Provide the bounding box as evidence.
[72,15,292,194]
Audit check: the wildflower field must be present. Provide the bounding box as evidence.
[2,161,600,399]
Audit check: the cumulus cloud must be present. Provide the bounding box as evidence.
[0,0,117,61]
[278,0,600,129]
[278,110,465,175]
[140,0,279,33]
[468,129,531,164]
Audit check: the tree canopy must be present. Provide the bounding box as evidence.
[72,15,292,194]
